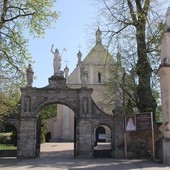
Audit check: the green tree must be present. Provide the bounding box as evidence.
[40,104,57,120]
[0,89,20,121]
[39,104,57,143]
[0,0,59,87]
[0,0,59,119]
[94,0,167,121]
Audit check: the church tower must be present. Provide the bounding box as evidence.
[77,50,82,65]
[64,65,69,83]
[157,7,170,164]
[96,27,102,44]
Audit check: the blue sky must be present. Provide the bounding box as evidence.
[28,0,97,87]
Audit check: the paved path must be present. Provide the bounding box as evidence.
[0,143,170,170]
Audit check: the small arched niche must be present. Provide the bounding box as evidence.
[93,125,112,158]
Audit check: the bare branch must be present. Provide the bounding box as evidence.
[126,0,137,25]
[0,0,8,29]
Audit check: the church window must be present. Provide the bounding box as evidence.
[98,72,101,83]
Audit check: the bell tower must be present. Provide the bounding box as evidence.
[96,27,102,44]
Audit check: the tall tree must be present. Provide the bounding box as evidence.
[0,0,59,119]
[0,90,20,120]
[0,0,59,87]
[95,0,167,120]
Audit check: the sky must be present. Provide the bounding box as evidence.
[28,0,97,88]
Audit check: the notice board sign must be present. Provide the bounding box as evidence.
[136,113,152,131]
[124,112,153,132]
[125,115,136,132]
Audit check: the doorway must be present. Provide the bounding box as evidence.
[94,125,112,158]
[39,104,76,158]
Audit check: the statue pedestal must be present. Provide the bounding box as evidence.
[48,74,66,88]
[54,71,64,77]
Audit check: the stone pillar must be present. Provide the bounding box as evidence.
[157,7,170,164]
[18,87,38,158]
[78,119,93,158]
[77,88,93,158]
[158,67,170,164]
[17,117,37,158]
[114,113,124,158]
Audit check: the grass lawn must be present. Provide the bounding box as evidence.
[0,144,17,150]
[0,132,12,136]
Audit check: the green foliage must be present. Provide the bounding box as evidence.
[40,121,47,143]
[0,144,17,150]
[152,89,162,122]
[94,0,167,119]
[0,0,59,87]
[0,0,59,120]
[0,133,12,144]
[125,99,134,115]
[39,104,57,143]
[0,90,20,121]
[0,131,17,146]
[0,123,17,146]
[40,104,57,119]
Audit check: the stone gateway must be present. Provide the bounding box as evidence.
[17,75,124,158]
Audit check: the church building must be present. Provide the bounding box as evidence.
[46,28,115,142]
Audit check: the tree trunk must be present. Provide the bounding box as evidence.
[136,23,157,121]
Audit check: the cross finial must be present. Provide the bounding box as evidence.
[78,44,82,51]
[64,59,69,66]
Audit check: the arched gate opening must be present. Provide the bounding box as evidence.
[37,102,76,158]
[94,125,112,158]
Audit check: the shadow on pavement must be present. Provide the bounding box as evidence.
[0,143,170,169]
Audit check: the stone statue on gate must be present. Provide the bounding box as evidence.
[51,44,61,75]
[80,63,88,86]
[26,64,34,86]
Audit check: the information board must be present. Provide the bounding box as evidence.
[124,112,152,132]
[136,113,152,131]
[124,115,136,132]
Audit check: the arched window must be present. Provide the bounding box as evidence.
[98,72,101,83]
